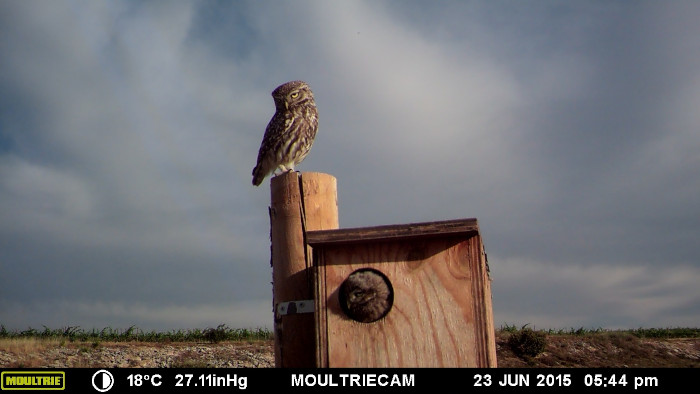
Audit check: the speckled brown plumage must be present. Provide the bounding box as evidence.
[252,81,318,186]
[340,269,393,323]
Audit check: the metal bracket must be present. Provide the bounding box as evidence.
[276,300,315,317]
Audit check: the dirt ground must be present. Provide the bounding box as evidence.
[1,333,698,368]
[495,334,699,368]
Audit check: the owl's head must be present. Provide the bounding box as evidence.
[272,80,314,109]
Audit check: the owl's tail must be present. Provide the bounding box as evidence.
[252,165,266,186]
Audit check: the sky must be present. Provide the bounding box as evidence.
[1,0,699,333]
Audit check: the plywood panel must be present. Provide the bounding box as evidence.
[314,234,495,367]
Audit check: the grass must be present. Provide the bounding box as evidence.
[0,337,64,354]
[1,323,697,368]
[2,323,696,347]
[497,324,700,367]
[498,323,700,339]
[0,324,272,343]
[3,323,696,343]
[0,324,275,368]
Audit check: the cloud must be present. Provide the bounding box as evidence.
[1,299,271,332]
[1,0,699,332]
[0,1,271,330]
[493,258,700,329]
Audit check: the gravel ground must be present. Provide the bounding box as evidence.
[0,341,274,368]
[2,336,698,368]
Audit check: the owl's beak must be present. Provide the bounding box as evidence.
[284,101,289,110]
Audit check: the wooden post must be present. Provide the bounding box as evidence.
[269,171,338,367]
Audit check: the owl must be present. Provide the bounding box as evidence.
[252,80,318,186]
[340,269,393,323]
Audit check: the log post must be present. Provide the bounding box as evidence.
[269,172,338,367]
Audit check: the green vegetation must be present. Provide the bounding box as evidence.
[498,324,699,366]
[506,326,547,358]
[627,327,700,338]
[1,323,696,344]
[0,324,272,343]
[498,323,699,339]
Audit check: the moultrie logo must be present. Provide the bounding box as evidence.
[1,371,66,390]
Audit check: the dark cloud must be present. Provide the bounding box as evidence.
[1,0,698,331]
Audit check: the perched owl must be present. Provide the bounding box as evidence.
[252,81,318,186]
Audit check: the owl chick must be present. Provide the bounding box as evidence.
[252,81,318,186]
[340,269,393,323]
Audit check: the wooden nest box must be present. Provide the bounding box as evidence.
[308,218,496,367]
[269,172,496,368]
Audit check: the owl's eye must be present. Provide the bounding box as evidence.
[290,92,299,99]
